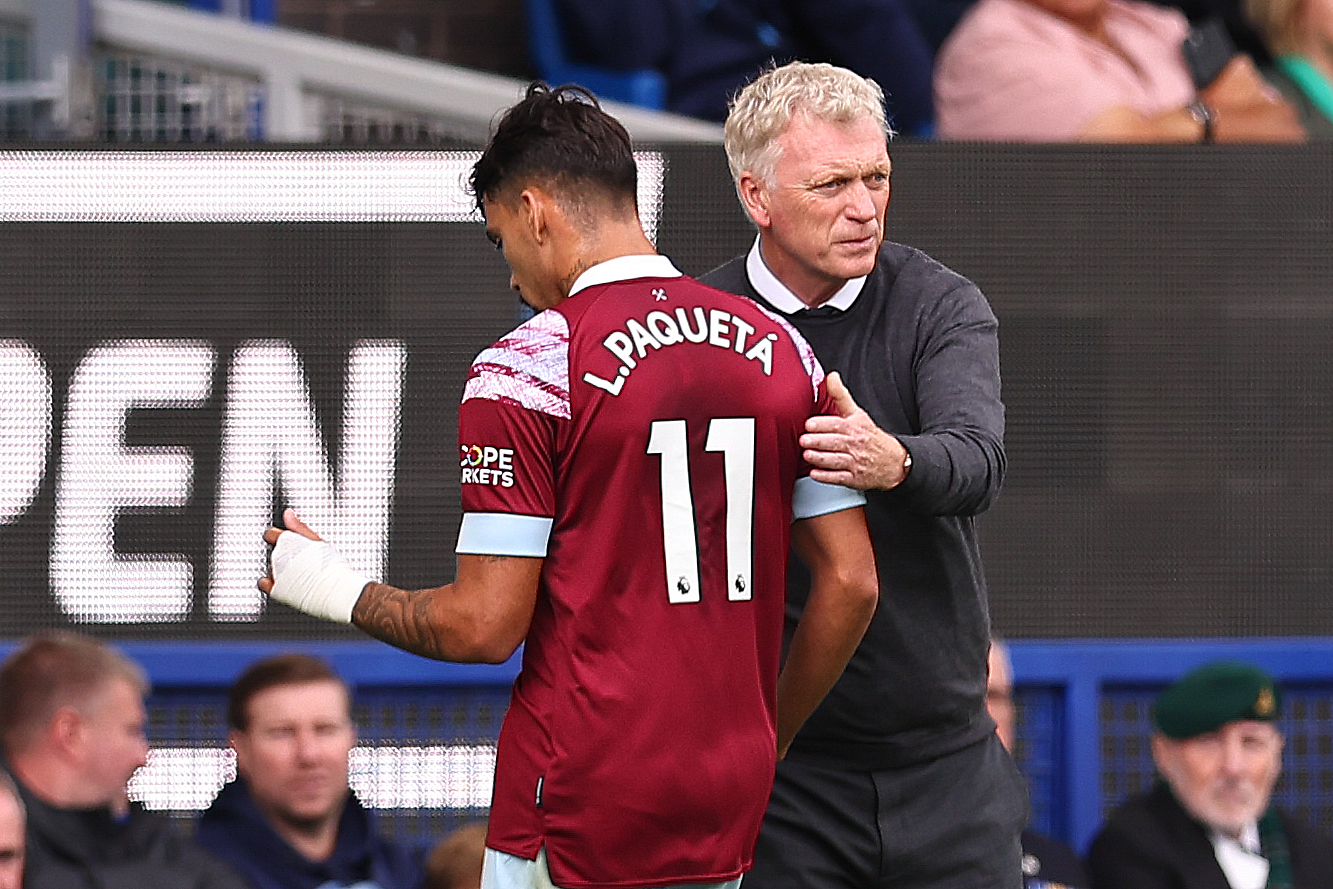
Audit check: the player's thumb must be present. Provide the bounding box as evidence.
[826,371,861,417]
[283,507,322,542]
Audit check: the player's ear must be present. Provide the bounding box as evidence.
[736,171,771,229]
[518,187,552,244]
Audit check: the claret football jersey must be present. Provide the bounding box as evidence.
[455,254,863,889]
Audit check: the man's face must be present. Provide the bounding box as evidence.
[0,792,23,889]
[79,677,150,807]
[481,191,564,313]
[232,680,356,831]
[741,113,891,305]
[1153,720,1284,837]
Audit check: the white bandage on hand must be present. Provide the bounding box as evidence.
[268,531,368,624]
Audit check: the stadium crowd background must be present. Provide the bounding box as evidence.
[1,0,1332,879]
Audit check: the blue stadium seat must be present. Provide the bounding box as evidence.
[523,0,669,109]
[185,0,275,23]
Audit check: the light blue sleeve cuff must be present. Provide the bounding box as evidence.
[456,512,553,557]
[791,477,866,521]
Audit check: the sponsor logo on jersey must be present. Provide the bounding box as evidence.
[583,304,780,396]
[459,443,516,488]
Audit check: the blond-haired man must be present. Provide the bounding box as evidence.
[702,60,1026,889]
[0,632,244,889]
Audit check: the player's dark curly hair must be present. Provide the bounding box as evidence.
[469,82,638,213]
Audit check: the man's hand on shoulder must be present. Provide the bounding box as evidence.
[801,372,912,491]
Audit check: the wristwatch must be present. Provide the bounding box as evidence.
[1187,98,1216,143]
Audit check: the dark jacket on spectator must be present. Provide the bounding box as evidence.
[196,778,424,889]
[665,0,936,134]
[1086,781,1333,889]
[16,776,245,889]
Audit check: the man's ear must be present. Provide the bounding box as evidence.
[518,187,553,245]
[229,729,250,774]
[736,172,771,229]
[50,706,84,756]
[1150,733,1174,776]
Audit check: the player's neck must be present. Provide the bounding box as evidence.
[556,220,658,298]
[579,219,658,269]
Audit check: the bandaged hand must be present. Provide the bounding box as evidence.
[268,528,368,624]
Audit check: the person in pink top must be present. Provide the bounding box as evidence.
[934,0,1306,140]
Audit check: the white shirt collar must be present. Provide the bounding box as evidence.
[1210,822,1268,889]
[745,237,866,314]
[568,254,682,297]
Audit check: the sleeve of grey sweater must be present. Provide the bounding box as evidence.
[888,263,1005,518]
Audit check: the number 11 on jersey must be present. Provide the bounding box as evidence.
[646,417,756,604]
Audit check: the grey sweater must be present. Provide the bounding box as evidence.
[703,240,1005,768]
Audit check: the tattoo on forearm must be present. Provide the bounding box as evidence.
[352,583,447,660]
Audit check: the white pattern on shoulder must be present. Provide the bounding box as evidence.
[746,299,826,397]
[463,310,572,419]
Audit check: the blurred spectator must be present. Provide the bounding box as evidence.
[556,0,696,71]
[196,654,424,889]
[1246,0,1333,135]
[0,770,23,889]
[988,639,1090,889]
[664,0,937,134]
[934,0,1306,140]
[422,821,486,889]
[907,0,984,49]
[0,632,245,889]
[1086,661,1333,889]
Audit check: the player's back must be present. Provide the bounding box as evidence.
[463,257,830,889]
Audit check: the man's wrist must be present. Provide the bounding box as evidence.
[268,533,368,623]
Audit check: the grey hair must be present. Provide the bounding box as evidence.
[723,62,891,187]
